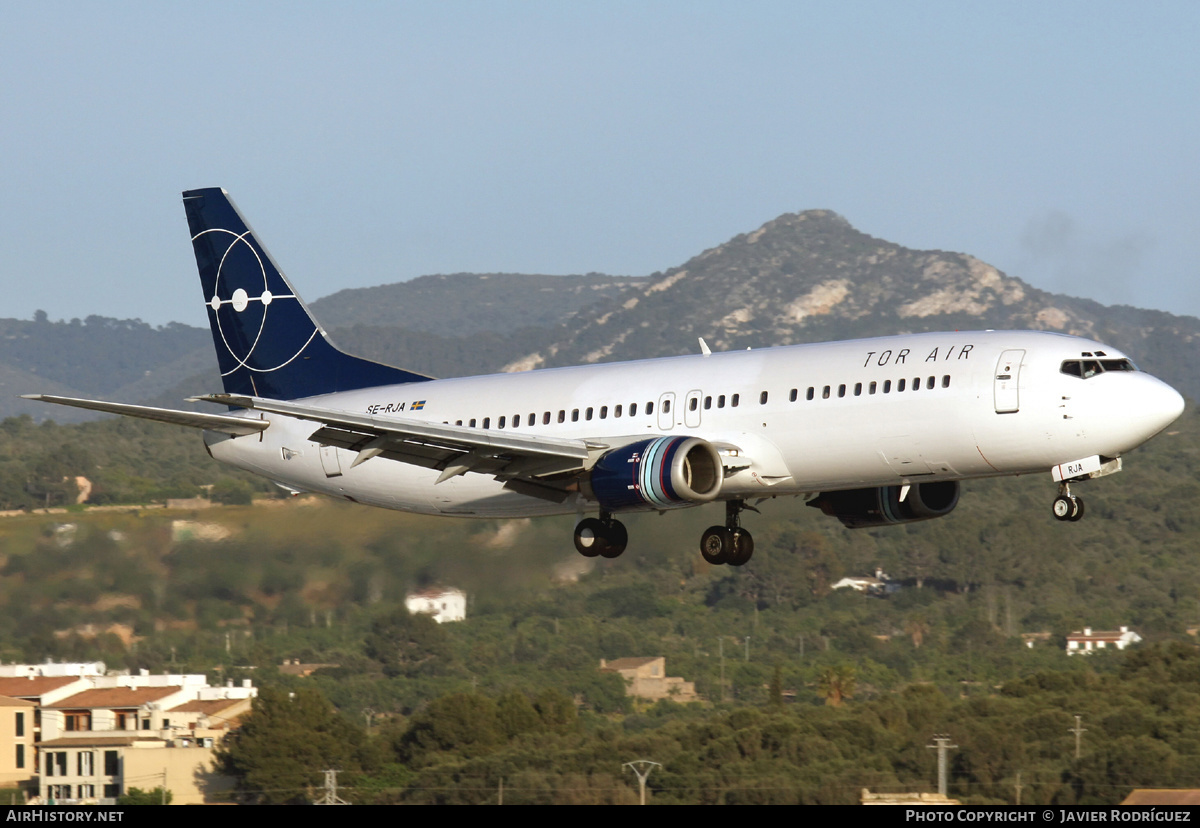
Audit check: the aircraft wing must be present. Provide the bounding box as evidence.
[197,394,605,502]
[21,395,269,437]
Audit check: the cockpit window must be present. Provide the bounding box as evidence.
[1060,358,1138,378]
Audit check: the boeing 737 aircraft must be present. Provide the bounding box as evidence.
[26,189,1186,566]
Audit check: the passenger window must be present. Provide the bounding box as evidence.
[822,386,831,399]
[927,376,935,390]
[558,410,566,423]
[883,380,891,393]
[854,382,862,396]
[647,402,654,415]
[469,418,477,427]
[731,394,739,407]
[869,381,877,395]
[543,412,551,424]
[456,420,463,426]
[528,413,535,425]
[586,407,594,420]
[630,403,638,416]
[663,400,672,413]
[499,416,506,428]
[806,387,814,401]
[942,375,950,388]
[615,405,622,418]
[898,379,906,392]
[689,398,698,411]
[718,395,726,408]
[600,406,608,419]
[838,384,846,398]
[760,391,768,405]
[572,409,580,422]
[704,396,712,409]
[512,414,520,428]
[789,388,798,402]
[911,378,919,391]
[483,417,490,429]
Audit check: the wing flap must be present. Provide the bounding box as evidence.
[22,395,268,437]
[203,394,595,480]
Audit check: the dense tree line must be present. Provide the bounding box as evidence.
[213,644,1200,805]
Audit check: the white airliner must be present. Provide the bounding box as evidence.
[27,189,1186,565]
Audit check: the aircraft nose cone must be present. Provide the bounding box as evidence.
[1134,376,1185,437]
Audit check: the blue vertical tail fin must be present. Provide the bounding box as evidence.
[183,188,432,399]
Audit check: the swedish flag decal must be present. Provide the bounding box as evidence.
[411,400,426,410]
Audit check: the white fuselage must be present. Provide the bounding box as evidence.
[204,330,1184,518]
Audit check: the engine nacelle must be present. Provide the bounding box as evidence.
[586,436,724,512]
[807,481,960,529]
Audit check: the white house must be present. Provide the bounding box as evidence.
[405,587,467,623]
[1066,626,1142,655]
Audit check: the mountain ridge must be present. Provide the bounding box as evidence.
[3,209,1197,421]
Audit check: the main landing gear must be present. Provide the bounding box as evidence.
[700,500,755,567]
[574,512,628,558]
[1052,482,1085,522]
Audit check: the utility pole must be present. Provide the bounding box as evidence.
[623,760,661,806]
[744,636,750,662]
[315,769,349,805]
[1014,771,1023,806]
[926,735,958,798]
[719,637,726,702]
[1070,715,1087,760]
[498,777,503,806]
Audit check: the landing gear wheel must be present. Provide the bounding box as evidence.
[598,519,628,558]
[574,517,607,557]
[1052,495,1084,522]
[727,529,754,566]
[701,526,732,565]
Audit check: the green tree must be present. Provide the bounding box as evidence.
[400,693,501,761]
[116,787,172,805]
[363,607,450,678]
[216,687,371,805]
[816,664,857,707]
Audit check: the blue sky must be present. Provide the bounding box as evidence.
[2,2,1197,328]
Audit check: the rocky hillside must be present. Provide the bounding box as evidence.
[310,272,643,335]
[497,211,1200,397]
[4,210,1199,422]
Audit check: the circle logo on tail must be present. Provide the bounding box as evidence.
[193,228,316,376]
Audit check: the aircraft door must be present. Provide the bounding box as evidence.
[319,445,343,477]
[657,392,676,430]
[684,390,703,428]
[994,349,1024,414]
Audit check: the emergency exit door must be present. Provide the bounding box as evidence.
[994,350,1024,413]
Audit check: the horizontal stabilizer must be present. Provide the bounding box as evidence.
[22,395,268,437]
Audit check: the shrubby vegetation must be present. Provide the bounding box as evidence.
[0,402,1196,804]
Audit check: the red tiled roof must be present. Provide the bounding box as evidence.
[168,698,246,716]
[0,695,36,708]
[602,657,661,671]
[37,736,166,748]
[0,676,79,698]
[48,686,183,709]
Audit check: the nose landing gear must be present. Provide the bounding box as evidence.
[1052,483,1085,522]
[574,512,628,558]
[700,500,755,566]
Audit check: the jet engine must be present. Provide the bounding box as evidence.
[807,481,960,529]
[586,436,724,512]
